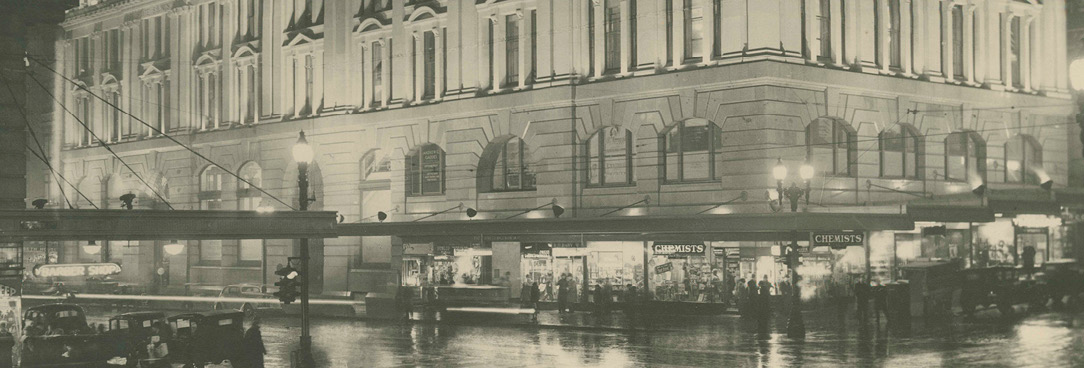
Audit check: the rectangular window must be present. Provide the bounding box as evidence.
[111,30,120,70]
[588,4,595,75]
[141,20,149,58]
[506,15,519,85]
[530,11,537,80]
[200,240,222,261]
[372,41,382,104]
[387,39,393,99]
[163,17,170,57]
[210,4,217,47]
[683,0,703,61]
[443,27,448,91]
[240,240,261,262]
[111,92,121,141]
[952,5,964,79]
[305,54,313,113]
[999,14,1006,81]
[666,0,674,66]
[248,0,257,36]
[423,31,436,99]
[488,20,495,87]
[161,80,170,132]
[208,73,217,127]
[872,0,881,66]
[889,0,901,68]
[630,1,638,66]
[248,66,256,122]
[604,0,620,72]
[712,0,720,58]
[1010,16,1021,88]
[840,0,846,62]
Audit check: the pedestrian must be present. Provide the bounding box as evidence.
[873,282,889,325]
[746,279,758,318]
[397,285,413,321]
[625,284,639,318]
[242,317,266,368]
[556,274,568,313]
[530,279,541,322]
[759,277,773,319]
[567,275,578,312]
[735,278,747,317]
[520,276,534,308]
[855,280,870,322]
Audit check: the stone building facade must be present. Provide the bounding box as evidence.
[47,0,1075,296]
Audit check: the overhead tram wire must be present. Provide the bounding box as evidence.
[0,72,86,209]
[26,55,298,211]
[24,71,175,210]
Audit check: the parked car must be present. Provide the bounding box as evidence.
[106,311,171,367]
[14,304,112,367]
[166,311,244,367]
[212,284,281,317]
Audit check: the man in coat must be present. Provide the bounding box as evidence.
[242,318,267,368]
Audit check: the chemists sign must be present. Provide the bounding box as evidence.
[812,232,864,249]
[652,243,706,257]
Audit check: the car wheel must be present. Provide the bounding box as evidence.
[213,303,222,310]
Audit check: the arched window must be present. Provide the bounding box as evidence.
[879,124,922,178]
[807,118,856,177]
[1005,135,1042,184]
[479,137,536,192]
[661,119,724,182]
[406,144,445,196]
[944,131,986,182]
[587,127,634,186]
[199,166,225,210]
[362,149,392,181]
[237,162,262,210]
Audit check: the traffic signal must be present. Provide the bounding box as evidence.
[273,266,300,304]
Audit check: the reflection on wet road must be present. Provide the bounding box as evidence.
[243,311,1083,368]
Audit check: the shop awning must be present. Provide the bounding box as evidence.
[336,212,915,238]
[1054,187,1084,209]
[987,188,1060,215]
[906,205,994,223]
[0,209,340,241]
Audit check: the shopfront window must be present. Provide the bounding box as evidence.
[431,247,492,285]
[647,242,726,303]
[585,242,643,302]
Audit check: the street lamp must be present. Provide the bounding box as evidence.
[292,131,315,367]
[771,158,813,339]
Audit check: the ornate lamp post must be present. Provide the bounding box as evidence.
[292,131,315,367]
[772,158,814,338]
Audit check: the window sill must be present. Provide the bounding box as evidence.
[406,193,447,198]
[584,183,637,190]
[483,188,538,194]
[662,179,720,186]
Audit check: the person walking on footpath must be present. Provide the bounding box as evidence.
[241,317,266,368]
[556,274,568,314]
[873,282,889,325]
[855,280,870,322]
[530,279,541,322]
[735,278,747,317]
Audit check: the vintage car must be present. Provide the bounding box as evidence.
[959,266,1047,317]
[14,304,111,367]
[105,312,171,367]
[166,310,244,367]
[212,284,281,317]
[1038,260,1084,309]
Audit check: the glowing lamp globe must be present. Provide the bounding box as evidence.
[292,131,314,164]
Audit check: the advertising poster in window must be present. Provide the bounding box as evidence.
[0,244,21,272]
[0,279,19,339]
[421,146,442,194]
[603,129,628,184]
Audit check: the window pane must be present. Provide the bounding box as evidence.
[905,133,917,178]
[588,135,601,185]
[665,133,680,181]
[506,139,522,189]
[603,129,628,184]
[201,240,222,261]
[605,0,621,71]
[240,239,261,261]
[1006,139,1023,183]
[522,144,536,189]
[506,15,519,83]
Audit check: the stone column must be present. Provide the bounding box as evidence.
[963,4,974,83]
[620,0,631,73]
[941,0,953,79]
[805,0,820,61]
[382,40,391,106]
[700,0,712,64]
[671,0,683,66]
[413,31,423,101]
[901,0,913,74]
[1001,12,1011,88]
[911,0,925,73]
[536,0,553,80]
[1021,16,1032,91]
[878,0,889,71]
[517,11,527,87]
[435,29,444,98]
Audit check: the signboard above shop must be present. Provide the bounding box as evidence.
[33,263,122,278]
[652,243,706,257]
[811,232,864,249]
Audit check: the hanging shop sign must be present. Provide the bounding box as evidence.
[652,243,706,257]
[655,263,673,274]
[33,263,122,278]
[811,232,864,249]
[521,243,552,255]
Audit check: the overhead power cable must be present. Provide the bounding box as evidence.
[24,70,175,210]
[0,73,83,209]
[27,55,298,211]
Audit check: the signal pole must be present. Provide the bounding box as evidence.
[293,132,315,367]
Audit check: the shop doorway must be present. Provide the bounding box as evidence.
[554,256,586,303]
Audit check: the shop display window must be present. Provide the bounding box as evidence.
[585,242,643,302]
